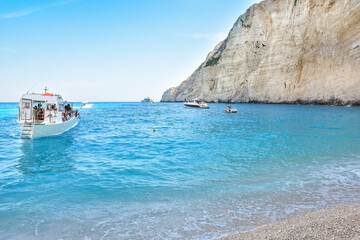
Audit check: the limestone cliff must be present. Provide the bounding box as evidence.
[161,0,360,105]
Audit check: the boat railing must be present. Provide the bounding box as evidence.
[46,110,57,123]
[23,111,45,124]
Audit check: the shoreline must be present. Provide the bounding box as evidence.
[220,203,360,240]
[160,100,360,107]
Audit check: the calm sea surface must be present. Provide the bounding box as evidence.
[1,102,360,239]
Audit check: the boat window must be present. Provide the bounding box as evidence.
[33,101,45,109]
[59,104,65,111]
[46,103,56,110]
[22,102,30,109]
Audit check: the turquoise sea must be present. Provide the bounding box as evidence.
[1,102,360,239]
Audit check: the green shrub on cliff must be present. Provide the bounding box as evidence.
[205,56,221,67]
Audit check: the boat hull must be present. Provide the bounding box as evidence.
[184,103,209,109]
[25,117,80,139]
[225,109,237,113]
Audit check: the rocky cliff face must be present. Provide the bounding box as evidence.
[161,0,360,105]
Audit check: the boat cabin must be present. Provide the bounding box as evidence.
[19,93,72,124]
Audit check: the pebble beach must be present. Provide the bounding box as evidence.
[222,204,360,240]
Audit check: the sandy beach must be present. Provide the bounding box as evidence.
[221,204,360,240]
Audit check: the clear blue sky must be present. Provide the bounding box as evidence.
[0,0,260,102]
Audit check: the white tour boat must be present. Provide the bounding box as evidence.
[225,106,237,113]
[141,96,155,103]
[18,90,80,139]
[80,102,94,108]
[184,99,210,109]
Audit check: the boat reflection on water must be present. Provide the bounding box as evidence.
[16,137,76,176]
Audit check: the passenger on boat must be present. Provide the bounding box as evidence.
[35,103,44,120]
[38,109,44,120]
[33,106,38,120]
[65,104,73,117]
[65,104,72,112]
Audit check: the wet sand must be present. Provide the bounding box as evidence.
[221,204,360,240]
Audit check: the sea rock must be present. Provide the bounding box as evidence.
[161,0,360,105]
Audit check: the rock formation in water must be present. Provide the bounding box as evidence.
[161,0,360,105]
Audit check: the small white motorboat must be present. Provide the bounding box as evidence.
[184,99,209,109]
[141,96,155,103]
[80,102,93,108]
[225,106,237,113]
[18,89,80,139]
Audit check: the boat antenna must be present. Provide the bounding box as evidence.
[44,86,48,93]
[26,80,42,94]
